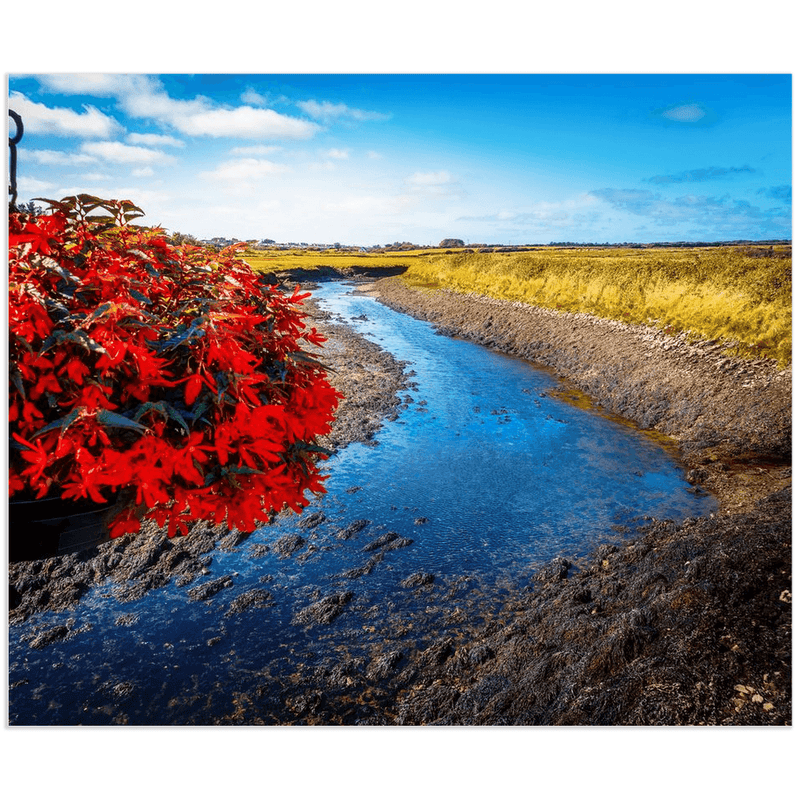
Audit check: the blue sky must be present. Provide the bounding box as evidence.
[7,73,791,245]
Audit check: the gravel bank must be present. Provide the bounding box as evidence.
[370,278,791,464]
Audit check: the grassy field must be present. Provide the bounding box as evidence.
[244,245,792,365]
[243,248,430,272]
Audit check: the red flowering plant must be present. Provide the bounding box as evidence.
[8,195,342,539]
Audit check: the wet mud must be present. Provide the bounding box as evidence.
[8,275,791,726]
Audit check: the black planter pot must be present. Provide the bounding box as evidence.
[8,493,122,561]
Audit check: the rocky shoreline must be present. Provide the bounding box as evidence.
[8,275,792,725]
[371,279,791,462]
[338,276,790,725]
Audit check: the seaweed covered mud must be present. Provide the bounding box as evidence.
[323,276,789,725]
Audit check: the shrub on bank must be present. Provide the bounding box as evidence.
[8,195,341,538]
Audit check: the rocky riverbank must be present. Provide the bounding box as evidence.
[369,278,791,508]
[325,276,790,725]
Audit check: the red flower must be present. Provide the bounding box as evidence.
[184,374,203,406]
[13,433,50,483]
[60,358,91,385]
[9,196,341,539]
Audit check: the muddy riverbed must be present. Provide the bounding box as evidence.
[361,277,792,725]
[8,274,791,725]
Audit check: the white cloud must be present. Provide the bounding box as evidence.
[367,150,383,159]
[240,88,290,108]
[407,170,454,187]
[17,176,56,192]
[240,88,268,106]
[297,99,390,122]
[588,187,789,238]
[230,144,283,156]
[325,148,349,160]
[661,103,706,123]
[25,148,98,166]
[35,74,147,96]
[110,79,318,140]
[116,81,209,120]
[132,167,155,177]
[456,194,605,237]
[80,141,177,165]
[9,91,122,138]
[127,132,185,148]
[405,170,463,196]
[169,105,318,139]
[199,158,290,182]
[33,74,319,141]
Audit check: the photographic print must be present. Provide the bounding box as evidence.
[7,72,791,731]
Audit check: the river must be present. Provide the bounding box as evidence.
[8,281,716,724]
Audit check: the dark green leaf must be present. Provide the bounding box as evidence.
[96,409,147,432]
[164,404,191,435]
[133,401,191,435]
[129,289,152,306]
[11,369,26,400]
[40,329,107,356]
[189,395,213,424]
[157,318,207,351]
[296,443,335,457]
[224,465,264,476]
[32,408,81,438]
[32,197,76,217]
[52,264,78,283]
[44,299,71,321]
[85,302,114,322]
[76,193,105,211]
[286,349,325,369]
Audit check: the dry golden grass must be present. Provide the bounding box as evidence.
[243,248,432,272]
[402,246,792,365]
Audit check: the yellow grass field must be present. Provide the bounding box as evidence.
[243,249,431,272]
[244,246,792,365]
